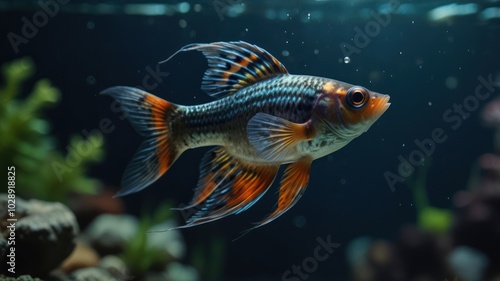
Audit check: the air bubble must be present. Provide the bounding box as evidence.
[86,75,96,85]
[293,215,306,228]
[445,76,458,89]
[343,56,350,64]
[282,50,290,57]
[87,21,95,30]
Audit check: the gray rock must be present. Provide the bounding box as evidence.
[448,246,489,281]
[0,238,8,264]
[100,255,131,281]
[0,274,44,281]
[147,220,186,260]
[165,262,199,281]
[139,263,200,281]
[84,214,138,256]
[70,267,117,281]
[0,195,79,277]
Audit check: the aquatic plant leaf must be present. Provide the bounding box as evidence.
[0,58,102,203]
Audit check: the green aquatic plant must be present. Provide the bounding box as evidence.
[191,231,225,281]
[0,58,103,202]
[121,202,174,276]
[406,158,453,235]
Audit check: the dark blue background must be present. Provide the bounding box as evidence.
[1,1,499,280]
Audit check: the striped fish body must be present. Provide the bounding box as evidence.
[175,74,330,163]
[102,41,390,233]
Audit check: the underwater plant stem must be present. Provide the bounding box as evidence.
[408,159,432,213]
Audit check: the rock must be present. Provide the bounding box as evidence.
[448,246,489,281]
[165,262,199,281]
[396,225,447,280]
[47,270,74,281]
[452,187,500,277]
[143,263,199,281]
[345,236,372,269]
[148,220,186,260]
[100,255,131,281]
[368,240,394,268]
[143,270,169,281]
[59,241,100,273]
[70,267,118,281]
[482,97,500,127]
[0,238,8,264]
[0,195,78,277]
[0,275,44,281]
[84,214,138,256]
[68,190,124,231]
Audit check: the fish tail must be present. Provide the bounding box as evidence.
[100,86,180,197]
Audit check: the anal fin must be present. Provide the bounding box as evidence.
[184,147,238,209]
[176,147,279,228]
[251,156,312,230]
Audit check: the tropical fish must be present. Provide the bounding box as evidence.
[102,41,390,231]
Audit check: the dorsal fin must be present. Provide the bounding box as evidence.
[161,41,289,99]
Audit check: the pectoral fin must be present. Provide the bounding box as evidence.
[247,113,314,162]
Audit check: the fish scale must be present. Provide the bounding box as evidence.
[102,41,390,232]
[175,74,323,152]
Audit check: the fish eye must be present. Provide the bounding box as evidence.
[346,87,368,109]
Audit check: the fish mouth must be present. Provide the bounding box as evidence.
[374,95,391,117]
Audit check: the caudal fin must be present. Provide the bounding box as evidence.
[100,86,180,197]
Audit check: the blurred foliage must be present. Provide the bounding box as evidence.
[191,230,225,281]
[121,202,173,276]
[0,58,103,202]
[407,158,453,235]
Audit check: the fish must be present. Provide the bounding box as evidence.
[101,41,390,232]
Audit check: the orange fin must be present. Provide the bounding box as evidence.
[251,156,312,230]
[176,148,279,228]
[100,86,181,197]
[179,147,236,209]
[247,113,313,162]
[160,41,288,98]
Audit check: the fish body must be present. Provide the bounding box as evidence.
[102,41,390,231]
[173,74,386,163]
